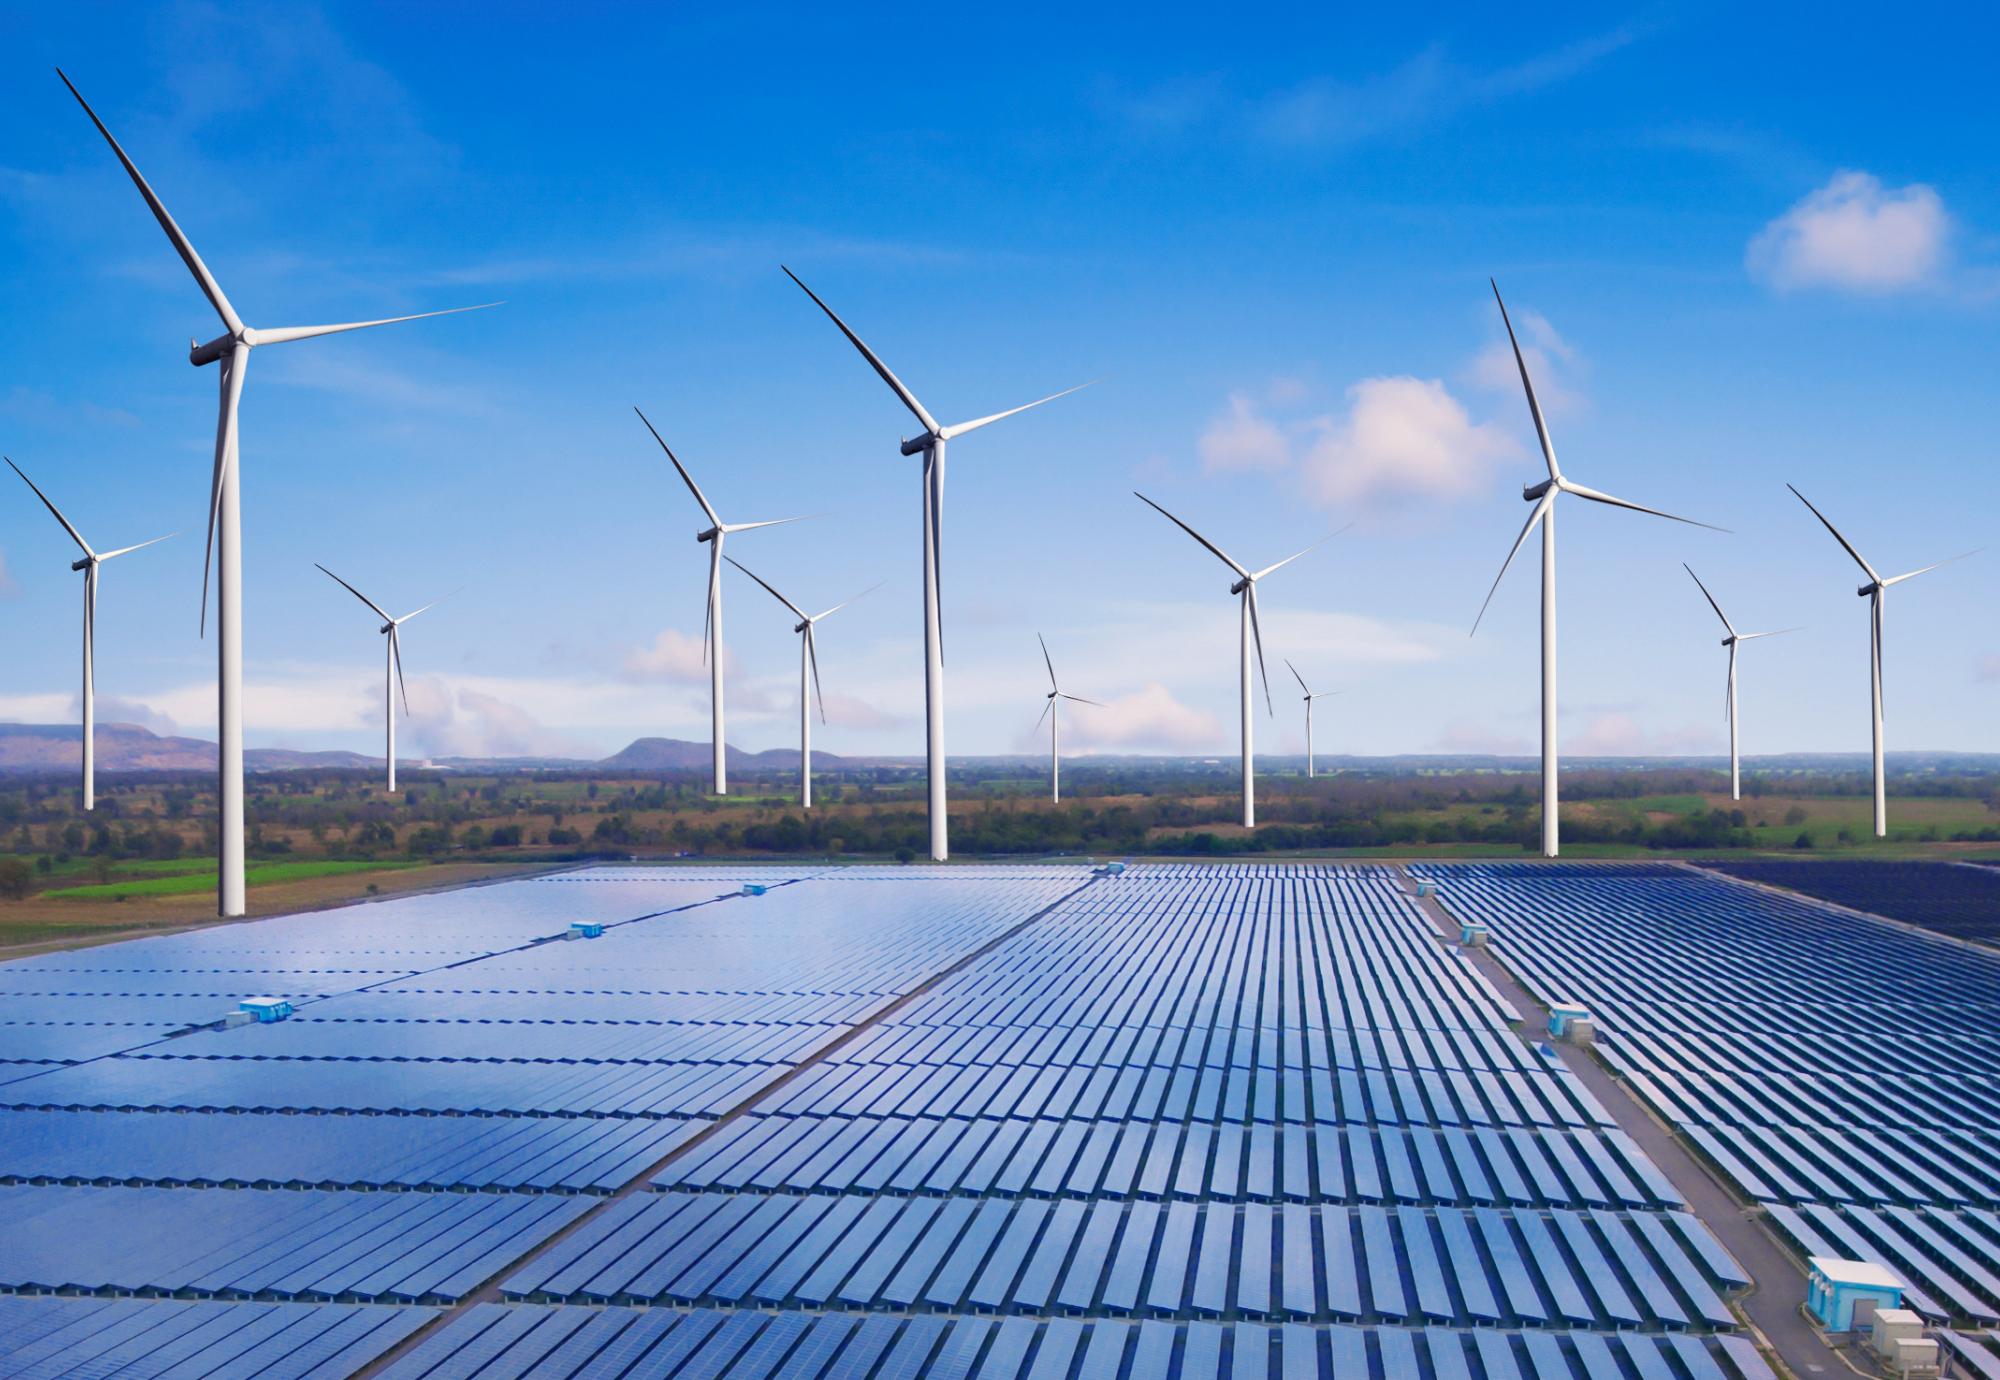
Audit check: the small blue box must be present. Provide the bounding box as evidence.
[1103,862,1126,875]
[741,883,768,897]
[239,997,293,1024]
[567,921,603,940]
[1416,881,1436,898]
[1547,1002,1591,1038]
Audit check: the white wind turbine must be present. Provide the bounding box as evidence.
[1787,484,1976,838]
[315,565,447,795]
[783,267,1089,861]
[635,409,808,796]
[1035,634,1105,804]
[6,458,172,811]
[1135,492,1337,828]
[1284,660,1339,779]
[1683,565,1797,802]
[61,71,496,917]
[724,556,878,809]
[1472,280,1723,858]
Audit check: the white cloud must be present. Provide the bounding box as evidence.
[1059,683,1222,753]
[1198,392,1290,473]
[77,695,179,735]
[401,677,585,759]
[819,691,907,732]
[1299,377,1512,506]
[1565,712,1717,757]
[1976,654,2000,683]
[1429,719,1533,755]
[1748,171,1950,293]
[622,628,729,683]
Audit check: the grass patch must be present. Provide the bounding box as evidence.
[44,860,420,901]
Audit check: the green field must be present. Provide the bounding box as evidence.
[41,860,419,901]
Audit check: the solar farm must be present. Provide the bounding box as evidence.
[0,861,1991,1377]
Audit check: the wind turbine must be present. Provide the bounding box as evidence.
[1683,565,1797,802]
[1035,634,1104,804]
[782,267,1089,861]
[635,409,808,796]
[6,458,171,811]
[60,71,496,917]
[1135,492,1336,828]
[316,565,447,795]
[1471,280,1723,858]
[723,556,878,809]
[1787,484,1976,837]
[1284,660,1339,779]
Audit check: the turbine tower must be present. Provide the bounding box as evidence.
[724,557,877,809]
[1035,634,1104,804]
[61,71,495,917]
[1135,492,1336,828]
[1787,484,1975,837]
[1472,280,1722,858]
[782,267,1088,861]
[635,409,807,796]
[6,458,171,811]
[1284,660,1338,779]
[1683,565,1796,802]
[316,565,447,795]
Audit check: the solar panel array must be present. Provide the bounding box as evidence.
[1701,858,2000,946]
[0,864,1080,1377]
[1413,861,2000,1327]
[362,865,1768,1379]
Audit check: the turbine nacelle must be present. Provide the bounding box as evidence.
[900,434,932,457]
[71,557,93,573]
[1523,478,1557,501]
[1858,582,1879,598]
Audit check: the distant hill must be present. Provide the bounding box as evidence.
[0,723,375,774]
[596,737,865,772]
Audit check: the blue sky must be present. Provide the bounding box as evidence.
[0,3,1994,762]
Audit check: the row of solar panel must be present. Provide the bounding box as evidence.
[382,1302,1782,1380]
[1771,1201,2000,1324]
[836,1013,1559,1080]
[138,1016,852,1065]
[653,1111,1681,1209]
[0,1107,711,1193]
[2,1047,784,1117]
[1412,864,2000,1327]
[503,1189,1745,1328]
[0,1183,592,1301]
[759,1038,1612,1129]
[0,1296,435,1380]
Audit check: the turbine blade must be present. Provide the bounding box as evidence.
[95,532,176,561]
[58,70,244,335]
[1562,481,1728,532]
[1786,483,1879,582]
[314,563,394,623]
[1873,592,1885,715]
[939,382,1093,441]
[395,588,459,625]
[1883,549,1981,587]
[1724,644,1733,725]
[1252,524,1350,582]
[1034,697,1053,733]
[1490,279,1559,483]
[1736,626,1803,641]
[1060,694,1107,707]
[1286,658,1310,696]
[200,344,248,636]
[810,580,884,623]
[724,554,809,622]
[1682,563,1735,636]
[1039,632,1058,693]
[4,458,94,557]
[931,449,946,662]
[633,408,722,527]
[1133,491,1248,578]
[1247,584,1273,715]
[252,302,500,348]
[806,625,827,725]
[1471,493,1552,635]
[723,516,814,533]
[781,266,939,435]
[702,546,719,666]
[391,626,410,716]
